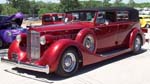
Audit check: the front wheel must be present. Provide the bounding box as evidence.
[132,35,142,54]
[56,48,79,77]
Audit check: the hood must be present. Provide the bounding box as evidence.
[30,22,94,32]
[0,12,23,27]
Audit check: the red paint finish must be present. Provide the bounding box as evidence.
[8,8,145,74]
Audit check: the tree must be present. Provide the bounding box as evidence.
[134,3,150,8]
[0,4,3,14]
[47,3,62,12]
[80,0,103,8]
[29,0,40,17]
[38,8,50,16]
[103,0,111,7]
[1,4,18,15]
[7,0,30,14]
[113,0,123,7]
[128,0,135,7]
[60,0,81,12]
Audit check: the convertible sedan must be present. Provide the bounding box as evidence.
[1,7,145,77]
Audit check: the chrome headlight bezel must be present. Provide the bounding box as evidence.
[40,36,46,45]
[16,34,21,42]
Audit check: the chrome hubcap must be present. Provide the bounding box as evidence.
[135,37,141,51]
[83,35,95,52]
[62,52,76,73]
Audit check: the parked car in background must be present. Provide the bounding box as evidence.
[0,12,26,48]
[3,7,145,77]
[139,15,150,28]
[0,15,8,21]
[42,13,64,25]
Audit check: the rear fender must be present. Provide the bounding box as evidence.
[129,28,139,49]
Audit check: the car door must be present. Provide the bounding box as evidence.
[95,11,118,53]
[95,23,118,53]
[117,22,131,46]
[116,11,131,47]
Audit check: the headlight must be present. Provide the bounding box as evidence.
[16,35,21,42]
[40,36,46,45]
[7,31,12,36]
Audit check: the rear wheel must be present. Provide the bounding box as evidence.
[83,34,95,52]
[132,35,142,53]
[56,48,79,77]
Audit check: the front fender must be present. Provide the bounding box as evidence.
[8,40,27,62]
[41,39,82,72]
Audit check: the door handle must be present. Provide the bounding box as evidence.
[95,28,101,31]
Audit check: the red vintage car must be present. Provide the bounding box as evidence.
[2,7,145,77]
[42,13,64,25]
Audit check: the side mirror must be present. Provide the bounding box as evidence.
[104,20,109,25]
[96,18,109,25]
[64,18,68,23]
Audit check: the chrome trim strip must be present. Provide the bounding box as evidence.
[0,58,50,74]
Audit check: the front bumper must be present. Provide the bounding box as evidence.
[0,57,50,74]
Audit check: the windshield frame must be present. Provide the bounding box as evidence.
[65,10,97,23]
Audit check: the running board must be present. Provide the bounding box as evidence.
[99,48,132,57]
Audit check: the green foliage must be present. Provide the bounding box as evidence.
[80,0,103,8]
[60,0,81,12]
[47,3,62,12]
[38,8,50,16]
[1,0,150,17]
[0,4,3,14]
[134,3,150,8]
[128,0,135,7]
[8,0,30,14]
[113,0,124,7]
[1,4,18,15]
[103,0,111,7]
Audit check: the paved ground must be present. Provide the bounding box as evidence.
[0,43,150,84]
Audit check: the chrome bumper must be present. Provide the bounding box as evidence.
[0,57,50,74]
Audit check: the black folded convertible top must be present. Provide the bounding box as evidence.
[67,7,139,22]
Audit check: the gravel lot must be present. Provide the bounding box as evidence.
[0,43,150,84]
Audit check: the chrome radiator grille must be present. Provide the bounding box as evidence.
[27,31,40,60]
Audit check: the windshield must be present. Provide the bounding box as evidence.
[66,11,96,22]
[43,15,63,22]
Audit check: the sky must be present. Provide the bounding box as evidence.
[0,0,150,4]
